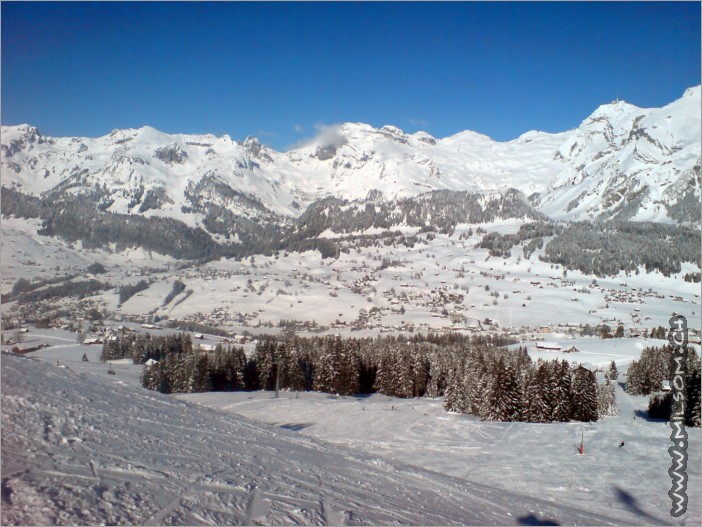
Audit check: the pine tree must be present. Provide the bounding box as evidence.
[614,324,625,338]
[315,336,351,394]
[571,366,598,422]
[608,360,618,381]
[552,360,572,422]
[140,361,154,390]
[373,346,393,395]
[463,361,481,415]
[483,358,520,421]
[284,345,306,392]
[253,338,278,390]
[626,359,643,395]
[685,363,701,428]
[648,392,672,420]
[410,345,430,397]
[314,345,334,393]
[597,378,618,418]
[524,362,550,422]
[335,336,360,396]
[443,367,466,413]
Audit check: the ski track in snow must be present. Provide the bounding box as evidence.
[0,351,654,526]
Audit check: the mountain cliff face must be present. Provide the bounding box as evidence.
[1,87,699,248]
[537,86,701,223]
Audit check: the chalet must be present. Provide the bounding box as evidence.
[563,346,580,353]
[10,345,41,354]
[536,341,561,351]
[83,337,103,345]
[197,343,217,352]
[144,358,158,366]
[193,333,205,340]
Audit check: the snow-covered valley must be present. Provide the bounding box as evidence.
[2,215,699,338]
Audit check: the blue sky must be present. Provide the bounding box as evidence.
[2,2,700,151]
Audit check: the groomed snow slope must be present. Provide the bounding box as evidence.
[2,351,626,526]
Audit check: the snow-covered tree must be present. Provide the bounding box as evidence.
[482,358,521,421]
[597,378,618,418]
[686,363,701,428]
[552,360,572,422]
[524,362,551,422]
[443,367,467,413]
[571,366,598,422]
[608,360,618,381]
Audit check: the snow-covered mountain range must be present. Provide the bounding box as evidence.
[2,86,700,231]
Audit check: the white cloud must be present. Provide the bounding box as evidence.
[293,124,304,133]
[287,123,347,150]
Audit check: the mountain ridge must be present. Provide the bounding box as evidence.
[2,86,700,229]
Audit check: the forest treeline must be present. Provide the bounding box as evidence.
[1,186,541,262]
[626,344,701,427]
[4,185,698,276]
[102,331,620,423]
[479,220,700,277]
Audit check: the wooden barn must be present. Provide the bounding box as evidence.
[536,341,561,351]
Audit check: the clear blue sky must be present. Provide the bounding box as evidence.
[2,1,700,150]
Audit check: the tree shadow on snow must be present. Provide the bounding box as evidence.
[517,513,559,525]
[613,486,667,524]
[634,409,667,423]
[277,422,314,432]
[350,393,374,400]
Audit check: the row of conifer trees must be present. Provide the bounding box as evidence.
[626,344,701,427]
[103,331,615,422]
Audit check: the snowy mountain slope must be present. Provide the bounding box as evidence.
[538,86,701,222]
[2,87,699,227]
[1,351,626,526]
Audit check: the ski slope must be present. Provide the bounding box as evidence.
[1,351,639,526]
[182,385,701,526]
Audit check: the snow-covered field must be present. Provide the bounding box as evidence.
[515,336,702,370]
[2,328,699,525]
[180,386,701,525]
